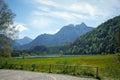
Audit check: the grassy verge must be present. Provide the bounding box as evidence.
[0,54,120,80]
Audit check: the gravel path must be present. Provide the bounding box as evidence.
[0,70,97,80]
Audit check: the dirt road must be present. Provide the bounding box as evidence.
[0,70,97,80]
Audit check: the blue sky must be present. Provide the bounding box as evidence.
[4,0,120,39]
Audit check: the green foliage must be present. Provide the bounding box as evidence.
[11,50,21,57]
[0,39,12,57]
[29,45,49,53]
[0,0,15,57]
[115,32,120,53]
[66,15,120,55]
[0,55,120,79]
[59,50,63,57]
[117,53,120,62]
[19,44,71,56]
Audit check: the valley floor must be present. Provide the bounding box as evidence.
[0,54,120,80]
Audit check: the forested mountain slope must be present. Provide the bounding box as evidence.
[66,16,120,55]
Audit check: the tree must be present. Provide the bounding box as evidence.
[115,31,120,62]
[59,50,63,57]
[0,0,16,57]
[115,32,120,53]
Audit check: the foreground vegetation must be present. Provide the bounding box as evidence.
[0,54,120,80]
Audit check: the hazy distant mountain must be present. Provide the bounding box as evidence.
[20,22,94,50]
[52,23,94,45]
[16,37,32,45]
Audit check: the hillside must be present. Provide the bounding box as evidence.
[19,22,94,50]
[65,16,120,55]
[15,37,32,45]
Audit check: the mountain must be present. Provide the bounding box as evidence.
[15,37,32,45]
[20,22,94,50]
[65,15,120,55]
[53,23,93,45]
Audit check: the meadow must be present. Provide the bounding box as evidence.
[0,54,120,80]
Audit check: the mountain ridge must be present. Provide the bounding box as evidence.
[15,36,32,45]
[18,22,94,50]
[65,15,120,55]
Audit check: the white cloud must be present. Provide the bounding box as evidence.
[5,23,28,39]
[30,17,53,29]
[32,11,73,23]
[95,0,120,17]
[33,0,59,7]
[70,3,95,16]
[13,23,28,32]
[31,10,92,24]
[52,11,75,21]
[85,4,95,16]
[31,0,97,22]
[30,0,120,19]
[46,29,60,34]
[37,6,51,12]
[71,13,89,19]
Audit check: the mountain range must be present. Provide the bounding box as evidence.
[15,37,32,45]
[14,15,120,55]
[65,15,120,55]
[18,22,94,50]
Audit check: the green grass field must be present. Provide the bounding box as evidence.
[0,54,120,80]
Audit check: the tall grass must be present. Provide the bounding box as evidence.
[0,54,120,80]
